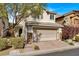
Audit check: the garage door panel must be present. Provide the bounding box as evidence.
[37,30,57,41]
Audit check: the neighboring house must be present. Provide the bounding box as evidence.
[56,10,79,27]
[0,17,9,37]
[15,9,63,43]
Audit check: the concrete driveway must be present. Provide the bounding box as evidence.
[32,40,71,50]
[9,40,73,56]
[23,40,71,53]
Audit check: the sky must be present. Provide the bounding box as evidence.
[47,3,79,15]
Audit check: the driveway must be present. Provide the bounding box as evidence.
[24,40,71,52]
[9,40,72,56]
[32,40,71,50]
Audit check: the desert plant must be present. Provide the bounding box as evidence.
[64,39,74,45]
[0,38,8,51]
[11,37,25,49]
[32,44,40,50]
[69,42,74,45]
[75,35,79,42]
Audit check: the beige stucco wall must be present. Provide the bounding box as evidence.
[19,10,56,24]
[18,10,57,37]
[64,13,79,27]
[17,10,63,41]
[38,10,56,23]
[56,17,64,24]
[56,13,79,27]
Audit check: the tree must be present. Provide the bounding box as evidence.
[0,4,9,37]
[0,3,47,37]
[13,3,47,26]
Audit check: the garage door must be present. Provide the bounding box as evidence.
[37,30,57,41]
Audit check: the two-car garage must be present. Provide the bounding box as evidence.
[26,21,63,43]
[37,29,57,41]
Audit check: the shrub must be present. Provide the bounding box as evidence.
[75,35,79,42]
[32,44,40,50]
[62,25,79,40]
[64,39,74,45]
[69,42,74,45]
[11,37,25,49]
[0,38,8,51]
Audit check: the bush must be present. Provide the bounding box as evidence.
[75,35,79,42]
[62,25,79,40]
[11,37,25,49]
[0,38,8,51]
[32,44,40,50]
[64,39,74,45]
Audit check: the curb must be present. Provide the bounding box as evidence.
[10,45,79,56]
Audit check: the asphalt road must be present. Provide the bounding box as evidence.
[36,48,79,56]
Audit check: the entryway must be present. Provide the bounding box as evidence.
[27,33,32,44]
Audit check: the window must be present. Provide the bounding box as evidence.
[32,15,40,20]
[32,15,36,20]
[74,19,79,24]
[64,17,69,20]
[50,14,54,20]
[40,14,43,19]
[37,15,43,19]
[70,17,73,19]
[37,16,40,19]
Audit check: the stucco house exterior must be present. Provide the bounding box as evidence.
[0,17,9,37]
[56,10,79,27]
[15,9,63,44]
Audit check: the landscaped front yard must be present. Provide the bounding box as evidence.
[0,40,71,55]
[0,34,79,56]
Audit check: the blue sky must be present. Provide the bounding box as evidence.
[47,3,79,15]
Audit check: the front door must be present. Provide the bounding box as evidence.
[27,33,32,44]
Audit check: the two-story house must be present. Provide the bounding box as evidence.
[15,9,63,43]
[56,10,79,27]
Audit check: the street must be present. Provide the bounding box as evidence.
[36,48,79,56]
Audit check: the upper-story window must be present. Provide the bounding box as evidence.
[40,14,43,19]
[64,17,69,25]
[64,17,69,20]
[50,14,54,20]
[37,16,40,19]
[74,19,79,24]
[32,16,36,20]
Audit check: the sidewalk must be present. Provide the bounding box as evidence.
[16,45,79,56]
